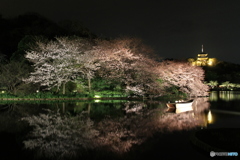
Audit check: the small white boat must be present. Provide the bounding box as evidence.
[166,99,193,113]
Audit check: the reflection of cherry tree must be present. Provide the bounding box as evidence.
[96,117,142,153]
[22,99,210,159]
[192,97,210,113]
[95,101,209,154]
[123,101,146,114]
[22,110,99,159]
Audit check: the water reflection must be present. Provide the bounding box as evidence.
[209,91,240,101]
[209,91,240,112]
[20,98,210,159]
[22,110,99,159]
[207,110,213,124]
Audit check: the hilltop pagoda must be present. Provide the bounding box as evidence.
[188,45,217,66]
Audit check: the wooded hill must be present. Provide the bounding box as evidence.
[0,12,96,60]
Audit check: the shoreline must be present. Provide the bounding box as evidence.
[0,97,131,101]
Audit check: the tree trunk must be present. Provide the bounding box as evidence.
[62,83,66,94]
[56,85,60,93]
[13,87,16,95]
[88,77,91,93]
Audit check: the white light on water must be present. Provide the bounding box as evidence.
[94,95,101,98]
[207,110,213,124]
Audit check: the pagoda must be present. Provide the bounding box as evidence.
[189,45,217,66]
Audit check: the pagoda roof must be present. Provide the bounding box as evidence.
[198,52,208,54]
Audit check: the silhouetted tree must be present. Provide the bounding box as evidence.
[0,60,35,94]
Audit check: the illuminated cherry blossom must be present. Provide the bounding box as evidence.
[24,37,99,94]
[156,61,209,97]
[93,38,160,96]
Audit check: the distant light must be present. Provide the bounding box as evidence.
[208,61,213,66]
[36,90,39,93]
[1,91,5,94]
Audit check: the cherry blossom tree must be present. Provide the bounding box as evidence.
[24,36,208,97]
[73,49,101,93]
[93,38,160,96]
[156,60,209,97]
[24,36,99,94]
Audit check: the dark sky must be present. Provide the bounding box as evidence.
[1,0,240,64]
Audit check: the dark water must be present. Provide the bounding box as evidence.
[208,91,240,129]
[0,93,239,160]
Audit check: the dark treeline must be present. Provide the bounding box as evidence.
[203,61,240,83]
[0,12,96,60]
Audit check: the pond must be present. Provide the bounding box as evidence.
[208,91,240,128]
[0,92,239,160]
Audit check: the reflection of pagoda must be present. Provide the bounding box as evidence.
[188,45,217,66]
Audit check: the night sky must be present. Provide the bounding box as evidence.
[1,0,240,64]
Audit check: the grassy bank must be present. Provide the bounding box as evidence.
[0,91,187,101]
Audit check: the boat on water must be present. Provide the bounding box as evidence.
[166,99,194,113]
